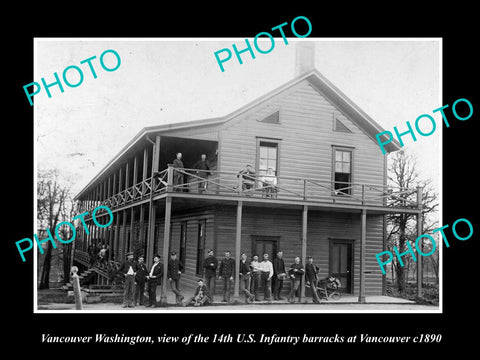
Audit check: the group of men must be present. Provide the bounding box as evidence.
[117,248,323,308]
[197,249,323,305]
[117,251,186,308]
[172,152,211,193]
[171,153,277,197]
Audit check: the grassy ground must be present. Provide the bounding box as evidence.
[386,280,439,305]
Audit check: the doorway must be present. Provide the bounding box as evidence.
[329,239,354,293]
[252,235,279,260]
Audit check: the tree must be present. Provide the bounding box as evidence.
[386,150,438,295]
[37,169,71,289]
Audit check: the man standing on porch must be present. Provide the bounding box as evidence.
[167,251,185,305]
[117,252,138,308]
[146,254,163,307]
[257,253,274,301]
[218,251,235,302]
[203,249,218,302]
[249,255,261,300]
[305,256,321,304]
[239,253,255,303]
[287,257,305,304]
[273,250,286,301]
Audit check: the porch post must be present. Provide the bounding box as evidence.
[416,186,424,298]
[160,196,172,305]
[145,135,161,269]
[358,208,367,303]
[234,200,243,301]
[300,205,308,301]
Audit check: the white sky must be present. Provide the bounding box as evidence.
[34,38,441,199]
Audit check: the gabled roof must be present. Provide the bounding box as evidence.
[74,68,399,200]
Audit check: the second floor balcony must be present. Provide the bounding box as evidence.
[78,165,423,215]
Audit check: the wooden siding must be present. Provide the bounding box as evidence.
[212,205,383,296]
[218,81,385,203]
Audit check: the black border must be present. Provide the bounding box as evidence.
[7,7,479,354]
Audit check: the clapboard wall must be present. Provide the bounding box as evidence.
[153,204,384,296]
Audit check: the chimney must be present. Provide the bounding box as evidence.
[295,41,315,76]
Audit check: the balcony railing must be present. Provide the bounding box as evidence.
[80,165,421,213]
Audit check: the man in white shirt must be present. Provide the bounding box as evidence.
[146,254,163,307]
[257,253,274,301]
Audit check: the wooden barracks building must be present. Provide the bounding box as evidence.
[72,43,423,303]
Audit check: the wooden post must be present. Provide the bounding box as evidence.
[132,154,138,198]
[71,266,83,310]
[130,207,135,254]
[300,205,308,301]
[160,196,172,305]
[146,135,160,269]
[416,186,424,298]
[121,209,127,260]
[234,201,243,301]
[142,147,148,196]
[358,209,367,303]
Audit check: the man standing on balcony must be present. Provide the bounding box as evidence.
[167,251,185,305]
[118,252,138,308]
[218,251,235,303]
[193,154,211,193]
[172,152,184,192]
[203,249,218,302]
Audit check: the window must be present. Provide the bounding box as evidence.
[333,113,352,133]
[196,220,206,275]
[257,140,279,176]
[179,222,187,272]
[333,148,353,195]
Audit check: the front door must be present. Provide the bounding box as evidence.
[330,240,353,293]
[252,236,279,292]
[252,236,279,261]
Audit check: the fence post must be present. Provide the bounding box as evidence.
[166,165,174,192]
[71,266,83,310]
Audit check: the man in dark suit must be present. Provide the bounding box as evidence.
[167,251,185,305]
[203,249,218,302]
[272,250,287,300]
[193,154,211,193]
[218,250,235,302]
[135,255,148,306]
[172,152,184,191]
[146,254,163,307]
[117,252,138,308]
[305,256,321,304]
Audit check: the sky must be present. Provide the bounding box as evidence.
[34,38,441,202]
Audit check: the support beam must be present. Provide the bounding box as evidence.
[161,196,172,305]
[300,205,308,301]
[233,201,243,301]
[416,186,424,298]
[358,208,367,303]
[130,207,135,255]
